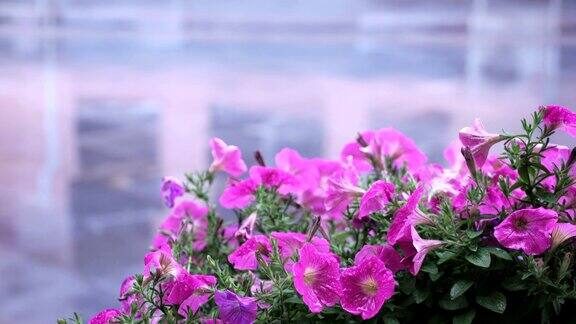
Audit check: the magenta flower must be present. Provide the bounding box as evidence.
[293,243,342,313]
[324,164,365,215]
[119,275,138,315]
[88,309,122,324]
[158,199,209,251]
[543,105,576,137]
[249,166,298,195]
[235,212,258,241]
[398,227,444,275]
[214,290,258,324]
[355,244,403,273]
[459,118,504,167]
[551,223,576,251]
[143,246,184,280]
[271,231,330,272]
[342,128,427,173]
[358,180,395,220]
[177,275,218,318]
[494,208,558,255]
[340,255,395,319]
[209,137,248,177]
[161,176,185,208]
[228,235,272,270]
[387,186,433,245]
[220,179,258,209]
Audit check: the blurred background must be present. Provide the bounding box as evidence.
[1,0,576,322]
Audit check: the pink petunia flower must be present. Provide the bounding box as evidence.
[161,176,185,208]
[228,235,272,270]
[551,223,576,251]
[271,232,330,272]
[209,137,248,177]
[157,199,209,251]
[177,275,218,318]
[387,186,433,245]
[340,255,395,320]
[248,166,298,195]
[119,275,139,315]
[214,290,258,324]
[398,227,444,275]
[355,244,404,273]
[494,208,558,255]
[342,128,427,173]
[459,118,504,167]
[219,179,258,209]
[543,105,576,137]
[292,243,342,313]
[235,212,258,241]
[357,180,395,220]
[324,162,365,215]
[89,309,122,324]
[143,245,184,280]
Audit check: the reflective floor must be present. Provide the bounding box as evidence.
[1,0,576,322]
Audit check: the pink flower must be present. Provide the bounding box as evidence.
[214,290,258,324]
[228,235,272,270]
[89,309,122,324]
[220,179,258,209]
[387,186,433,245]
[119,275,138,315]
[459,118,504,167]
[209,137,248,177]
[161,176,185,208]
[235,212,258,241]
[340,256,395,319]
[358,180,395,220]
[248,166,298,195]
[271,232,330,272]
[158,200,209,251]
[177,275,218,318]
[398,227,444,275]
[342,128,427,173]
[275,148,320,194]
[293,243,342,313]
[551,223,576,251]
[494,208,558,255]
[543,105,576,137]
[324,163,365,215]
[143,246,184,280]
[355,244,403,273]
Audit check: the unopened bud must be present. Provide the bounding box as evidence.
[356,133,369,147]
[461,147,478,181]
[254,150,266,166]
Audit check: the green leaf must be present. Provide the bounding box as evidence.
[450,280,474,300]
[502,275,527,291]
[285,295,303,304]
[437,251,458,264]
[466,230,483,239]
[430,271,444,282]
[465,248,491,268]
[399,277,416,294]
[439,296,469,311]
[453,309,476,324]
[476,291,507,313]
[383,316,400,324]
[421,262,438,275]
[414,287,430,304]
[486,247,512,261]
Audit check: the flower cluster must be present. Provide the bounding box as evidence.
[60,106,576,324]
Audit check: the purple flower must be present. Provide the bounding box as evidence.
[119,275,139,315]
[358,180,395,220]
[387,186,433,245]
[228,235,272,270]
[161,176,185,208]
[88,309,121,324]
[292,243,342,313]
[156,200,209,251]
[355,244,403,273]
[271,231,330,272]
[494,208,558,255]
[459,118,504,167]
[219,179,258,209]
[543,105,576,137]
[177,275,218,318]
[209,137,248,177]
[235,212,258,241]
[214,290,258,324]
[340,256,395,319]
[398,227,444,275]
[249,166,298,195]
[551,223,576,251]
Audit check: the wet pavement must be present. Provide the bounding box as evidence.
[1,0,575,322]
